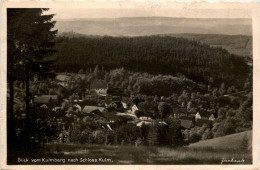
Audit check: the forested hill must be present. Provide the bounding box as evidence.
[159,34,252,57]
[52,36,250,89]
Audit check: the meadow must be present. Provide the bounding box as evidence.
[8,130,252,165]
[41,143,251,164]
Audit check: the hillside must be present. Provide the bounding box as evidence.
[58,32,252,57]
[189,130,252,150]
[161,34,252,57]
[53,36,250,88]
[55,17,252,36]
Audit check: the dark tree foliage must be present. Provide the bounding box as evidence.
[53,36,250,88]
[7,8,57,149]
[147,124,159,146]
[158,102,172,119]
[157,118,184,147]
[8,8,57,78]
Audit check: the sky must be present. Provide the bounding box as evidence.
[46,7,253,20]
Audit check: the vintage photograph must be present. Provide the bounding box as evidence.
[5,4,255,166]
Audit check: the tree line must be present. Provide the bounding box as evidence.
[52,36,251,89]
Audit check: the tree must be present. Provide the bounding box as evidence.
[236,92,252,129]
[187,101,194,111]
[227,86,237,94]
[78,69,84,74]
[147,124,158,146]
[165,118,184,146]
[215,117,237,137]
[7,8,57,149]
[93,65,105,79]
[189,132,202,143]
[219,82,226,95]
[158,102,172,119]
[243,78,251,90]
[202,129,214,140]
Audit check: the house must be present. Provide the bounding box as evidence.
[209,114,216,121]
[195,111,217,121]
[179,116,195,129]
[34,95,58,108]
[195,119,213,127]
[105,100,124,112]
[116,112,137,119]
[131,104,139,114]
[90,80,108,96]
[136,121,153,127]
[85,94,98,101]
[105,98,113,107]
[195,112,202,120]
[73,104,82,112]
[139,116,152,121]
[82,105,105,114]
[172,107,189,117]
[34,95,58,104]
[121,96,131,109]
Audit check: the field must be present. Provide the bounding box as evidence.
[43,131,252,165]
[8,131,252,165]
[43,144,251,164]
[189,130,252,150]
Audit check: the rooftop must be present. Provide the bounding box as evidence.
[34,95,58,104]
[179,116,194,121]
[180,119,194,129]
[83,105,105,113]
[195,119,213,127]
[198,110,217,118]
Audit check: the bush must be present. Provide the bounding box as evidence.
[147,124,158,146]
[70,124,81,143]
[202,129,214,140]
[189,132,202,143]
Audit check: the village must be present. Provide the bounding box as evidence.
[27,72,219,144]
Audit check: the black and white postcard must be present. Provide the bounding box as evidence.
[1,1,259,170]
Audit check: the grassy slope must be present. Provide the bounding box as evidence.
[8,131,252,165]
[14,143,248,164]
[189,130,252,150]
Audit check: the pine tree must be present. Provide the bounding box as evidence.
[94,65,100,78]
[7,8,57,149]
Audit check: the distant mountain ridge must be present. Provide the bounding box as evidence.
[55,17,252,36]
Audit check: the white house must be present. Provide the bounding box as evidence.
[139,116,152,121]
[196,111,216,121]
[195,112,201,120]
[131,104,139,114]
[209,114,216,121]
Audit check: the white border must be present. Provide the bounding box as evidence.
[1,1,259,170]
